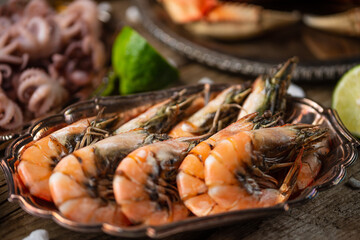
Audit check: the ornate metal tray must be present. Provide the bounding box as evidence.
[1,84,359,238]
[134,0,360,81]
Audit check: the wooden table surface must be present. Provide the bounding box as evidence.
[1,1,360,239]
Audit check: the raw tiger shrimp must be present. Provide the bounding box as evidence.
[180,124,327,216]
[113,136,206,225]
[238,57,297,119]
[169,84,251,138]
[114,89,205,134]
[17,110,137,202]
[49,130,169,225]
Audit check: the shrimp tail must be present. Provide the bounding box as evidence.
[261,57,298,115]
[238,57,297,119]
[279,148,304,200]
[227,87,251,104]
[94,114,121,131]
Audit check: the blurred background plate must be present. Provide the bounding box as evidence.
[134,0,360,81]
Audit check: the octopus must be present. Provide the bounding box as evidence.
[54,0,101,44]
[0,0,106,131]
[49,35,105,90]
[17,68,69,117]
[50,0,106,89]
[0,90,23,130]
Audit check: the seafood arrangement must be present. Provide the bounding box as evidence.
[3,58,352,232]
[0,1,359,238]
[0,0,106,131]
[1,62,359,237]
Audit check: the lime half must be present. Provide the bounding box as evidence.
[112,26,179,94]
[332,65,360,138]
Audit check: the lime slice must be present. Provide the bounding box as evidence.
[332,65,360,138]
[112,26,179,94]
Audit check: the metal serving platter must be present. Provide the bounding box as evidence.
[1,84,359,238]
[134,0,360,81]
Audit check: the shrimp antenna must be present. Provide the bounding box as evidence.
[279,147,304,200]
[172,89,187,100]
[177,131,213,143]
[208,102,245,134]
[203,83,211,105]
[75,107,120,150]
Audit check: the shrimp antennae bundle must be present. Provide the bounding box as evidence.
[238,57,297,119]
[169,84,251,138]
[115,90,205,134]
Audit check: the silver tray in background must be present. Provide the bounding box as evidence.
[134,0,360,81]
[1,84,359,238]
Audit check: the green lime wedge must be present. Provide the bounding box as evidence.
[332,65,360,138]
[112,26,179,95]
[93,71,119,97]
